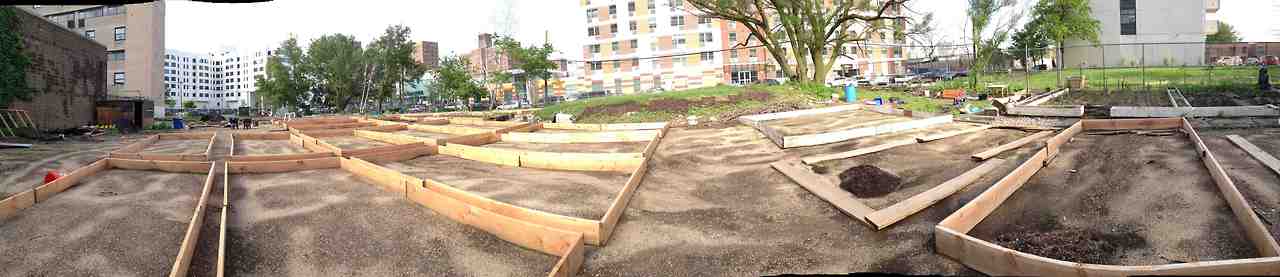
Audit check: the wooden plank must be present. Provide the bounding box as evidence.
[227,152,336,162]
[1185,121,1280,256]
[971,131,1054,160]
[341,157,412,196]
[158,132,216,140]
[424,178,603,244]
[113,135,158,154]
[298,129,356,138]
[438,144,520,167]
[168,163,217,277]
[349,145,436,164]
[340,143,431,157]
[226,157,341,173]
[289,122,377,131]
[800,139,918,165]
[783,115,952,148]
[737,104,862,122]
[1005,105,1084,117]
[443,132,499,146]
[1111,106,1280,118]
[232,132,291,140]
[938,148,1050,232]
[542,123,602,131]
[405,182,581,256]
[519,152,645,172]
[865,159,1005,229]
[1022,88,1068,106]
[108,159,212,173]
[601,122,668,131]
[501,130,660,144]
[547,234,586,277]
[108,152,208,162]
[407,123,493,135]
[770,159,874,224]
[1080,118,1183,130]
[916,125,991,143]
[1225,135,1280,177]
[284,117,357,125]
[0,189,36,221]
[599,158,650,244]
[354,130,435,145]
[33,159,110,202]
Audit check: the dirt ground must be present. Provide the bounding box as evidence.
[392,129,455,140]
[764,110,909,136]
[1183,91,1280,106]
[484,141,649,154]
[0,136,133,199]
[969,133,1260,265]
[0,169,205,276]
[143,139,212,154]
[1047,90,1174,106]
[1199,128,1280,243]
[321,135,391,150]
[223,169,555,276]
[233,139,309,155]
[379,155,631,219]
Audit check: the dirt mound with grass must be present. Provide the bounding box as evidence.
[581,90,773,118]
[837,165,902,198]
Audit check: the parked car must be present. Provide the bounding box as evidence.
[827,77,855,87]
[892,75,917,84]
[497,102,519,110]
[871,75,893,86]
[765,78,787,85]
[1217,56,1243,66]
[1247,57,1262,65]
[1264,56,1280,66]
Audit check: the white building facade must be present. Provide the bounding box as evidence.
[1062,0,1217,67]
[163,48,271,110]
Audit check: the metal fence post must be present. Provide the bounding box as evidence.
[1102,44,1108,93]
[1025,46,1031,93]
[1141,43,1147,92]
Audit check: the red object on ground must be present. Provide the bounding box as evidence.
[43,171,61,184]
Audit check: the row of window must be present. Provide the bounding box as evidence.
[587,0,683,23]
[588,15,714,37]
[586,51,722,71]
[589,32,726,54]
[78,27,124,41]
[166,92,244,98]
[48,5,125,30]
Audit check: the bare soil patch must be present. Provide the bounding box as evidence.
[321,136,391,150]
[484,141,648,153]
[0,170,204,276]
[393,129,454,140]
[0,137,126,199]
[970,133,1260,265]
[233,139,308,155]
[142,139,211,154]
[837,165,903,198]
[765,109,908,136]
[381,155,631,219]
[1047,90,1174,106]
[1198,128,1280,243]
[225,169,554,276]
[1183,91,1280,106]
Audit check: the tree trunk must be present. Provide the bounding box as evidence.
[543,78,550,106]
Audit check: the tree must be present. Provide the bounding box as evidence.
[687,0,928,83]
[966,0,1022,89]
[494,36,557,106]
[366,24,424,112]
[435,55,485,111]
[1010,20,1049,70]
[255,37,314,114]
[182,101,196,109]
[305,34,366,112]
[0,7,33,107]
[1207,21,1241,43]
[1030,0,1100,86]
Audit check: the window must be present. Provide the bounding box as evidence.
[590,44,601,54]
[108,50,125,61]
[698,16,712,25]
[610,23,618,34]
[673,57,686,67]
[629,21,637,31]
[631,58,640,68]
[588,26,599,36]
[648,17,657,29]
[630,39,639,49]
[113,26,126,41]
[700,52,714,62]
[647,0,656,13]
[84,30,95,39]
[587,8,598,22]
[730,50,739,59]
[728,32,737,43]
[627,1,636,15]
[670,16,684,27]
[674,38,686,49]
[608,5,616,18]
[668,0,679,11]
[1120,0,1136,35]
[112,72,125,85]
[611,41,620,51]
[590,61,603,70]
[650,41,658,51]
[699,32,713,43]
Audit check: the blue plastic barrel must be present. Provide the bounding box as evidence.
[844,85,857,103]
[173,118,185,129]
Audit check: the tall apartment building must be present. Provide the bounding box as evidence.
[19,3,166,117]
[163,48,271,110]
[413,41,440,69]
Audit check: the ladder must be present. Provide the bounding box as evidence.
[0,109,39,138]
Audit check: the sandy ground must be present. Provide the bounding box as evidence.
[392,129,455,140]
[321,136,391,150]
[969,133,1259,265]
[484,141,649,154]
[380,155,631,219]
[0,136,132,199]
[232,139,309,155]
[764,110,909,136]
[143,139,212,154]
[0,169,205,276]
[223,169,555,276]
[812,128,1032,209]
[1200,128,1280,242]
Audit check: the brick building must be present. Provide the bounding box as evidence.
[412,41,440,69]
[5,8,107,129]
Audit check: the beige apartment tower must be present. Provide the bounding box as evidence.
[20,3,167,117]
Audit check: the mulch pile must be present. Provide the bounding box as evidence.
[993,226,1146,265]
[581,90,773,118]
[837,165,902,198]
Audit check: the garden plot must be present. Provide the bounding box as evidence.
[0,161,213,276]
[391,128,457,141]
[320,135,392,151]
[223,169,557,277]
[937,119,1280,275]
[482,140,649,154]
[380,155,633,220]
[109,132,216,161]
[739,105,953,148]
[1200,128,1280,242]
[767,110,911,136]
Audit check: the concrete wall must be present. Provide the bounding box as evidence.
[6,8,107,130]
[1063,0,1208,67]
[123,2,165,118]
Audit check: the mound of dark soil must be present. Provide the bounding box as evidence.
[581,90,774,118]
[837,165,902,198]
[994,225,1146,265]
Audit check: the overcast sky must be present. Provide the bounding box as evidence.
[166,0,1275,57]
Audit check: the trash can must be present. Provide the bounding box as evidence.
[844,84,858,103]
[173,118,185,129]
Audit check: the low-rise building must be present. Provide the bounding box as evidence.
[1062,0,1218,67]
[5,7,108,129]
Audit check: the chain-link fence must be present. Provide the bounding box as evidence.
[911,41,1280,98]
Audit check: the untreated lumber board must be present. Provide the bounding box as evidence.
[227,157,341,173]
[1185,121,1280,256]
[864,159,1004,229]
[407,123,493,135]
[1022,88,1069,106]
[33,158,110,202]
[443,132,500,146]
[801,139,917,165]
[354,130,435,145]
[519,151,645,172]
[340,143,430,157]
[971,131,1054,160]
[288,122,377,131]
[737,104,862,122]
[939,147,1051,233]
[770,159,874,224]
[168,163,217,277]
[227,152,336,162]
[1111,106,1280,118]
[599,158,651,243]
[284,117,357,125]
[342,157,414,196]
[1004,105,1084,117]
[405,182,582,256]
[108,158,212,173]
[1226,135,1280,177]
[916,125,991,143]
[501,130,660,144]
[0,189,36,221]
[216,163,229,277]
[548,234,586,277]
[1081,118,1183,131]
[348,144,436,164]
[233,132,290,140]
[783,115,952,148]
[108,152,208,161]
[438,144,520,167]
[158,132,216,140]
[423,177,603,244]
[114,135,158,154]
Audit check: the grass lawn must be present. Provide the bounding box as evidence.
[933,66,1280,94]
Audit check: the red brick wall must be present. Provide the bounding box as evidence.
[6,8,107,129]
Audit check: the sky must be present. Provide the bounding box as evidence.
[166,0,1277,58]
